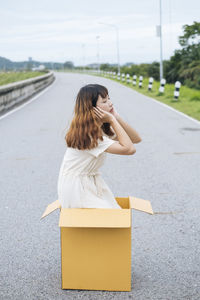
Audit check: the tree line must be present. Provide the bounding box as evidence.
[1,21,199,90]
[99,21,200,90]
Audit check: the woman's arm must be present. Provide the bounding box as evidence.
[93,107,136,155]
[111,108,142,143]
[110,117,136,154]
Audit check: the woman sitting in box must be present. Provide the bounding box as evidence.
[57,84,142,209]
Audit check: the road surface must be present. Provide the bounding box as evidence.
[1,72,200,300]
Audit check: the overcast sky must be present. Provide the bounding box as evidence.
[1,0,199,66]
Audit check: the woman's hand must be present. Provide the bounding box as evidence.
[110,106,120,119]
[93,107,115,124]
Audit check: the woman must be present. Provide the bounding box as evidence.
[57,83,142,209]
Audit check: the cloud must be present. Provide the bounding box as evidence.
[0,1,198,65]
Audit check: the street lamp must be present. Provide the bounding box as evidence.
[81,43,85,71]
[159,0,163,81]
[96,35,100,72]
[98,22,120,74]
[156,0,163,82]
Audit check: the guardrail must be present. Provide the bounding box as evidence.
[0,71,55,116]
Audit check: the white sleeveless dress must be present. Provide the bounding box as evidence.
[57,134,122,209]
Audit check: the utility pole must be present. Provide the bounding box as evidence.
[115,25,120,74]
[82,43,85,71]
[99,22,120,73]
[96,35,100,72]
[159,0,163,81]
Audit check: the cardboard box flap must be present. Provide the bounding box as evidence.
[129,196,153,214]
[59,208,131,228]
[41,200,61,219]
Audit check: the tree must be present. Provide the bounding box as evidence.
[166,21,200,89]
[148,61,160,81]
[179,21,200,47]
[64,61,74,69]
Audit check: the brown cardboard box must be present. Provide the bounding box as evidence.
[41,196,153,291]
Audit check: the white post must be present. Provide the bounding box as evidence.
[174,81,181,100]
[159,78,166,93]
[148,77,154,90]
[126,74,130,84]
[133,75,137,86]
[139,76,143,88]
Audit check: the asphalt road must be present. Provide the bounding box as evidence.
[1,72,200,300]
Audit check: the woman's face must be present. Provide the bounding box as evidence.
[96,94,113,113]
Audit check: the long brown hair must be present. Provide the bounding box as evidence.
[65,84,115,150]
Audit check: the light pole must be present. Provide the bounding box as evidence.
[96,35,100,72]
[156,0,163,81]
[159,0,163,81]
[81,43,85,71]
[98,22,120,73]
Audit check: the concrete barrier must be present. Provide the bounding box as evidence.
[0,71,55,116]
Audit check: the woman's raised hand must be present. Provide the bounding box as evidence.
[93,106,115,124]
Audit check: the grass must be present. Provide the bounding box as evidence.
[85,71,200,122]
[0,71,46,86]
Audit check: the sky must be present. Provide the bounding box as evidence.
[1,0,199,66]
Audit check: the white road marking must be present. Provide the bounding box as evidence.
[132,88,200,126]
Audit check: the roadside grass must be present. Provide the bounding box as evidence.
[0,71,46,86]
[86,72,200,122]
